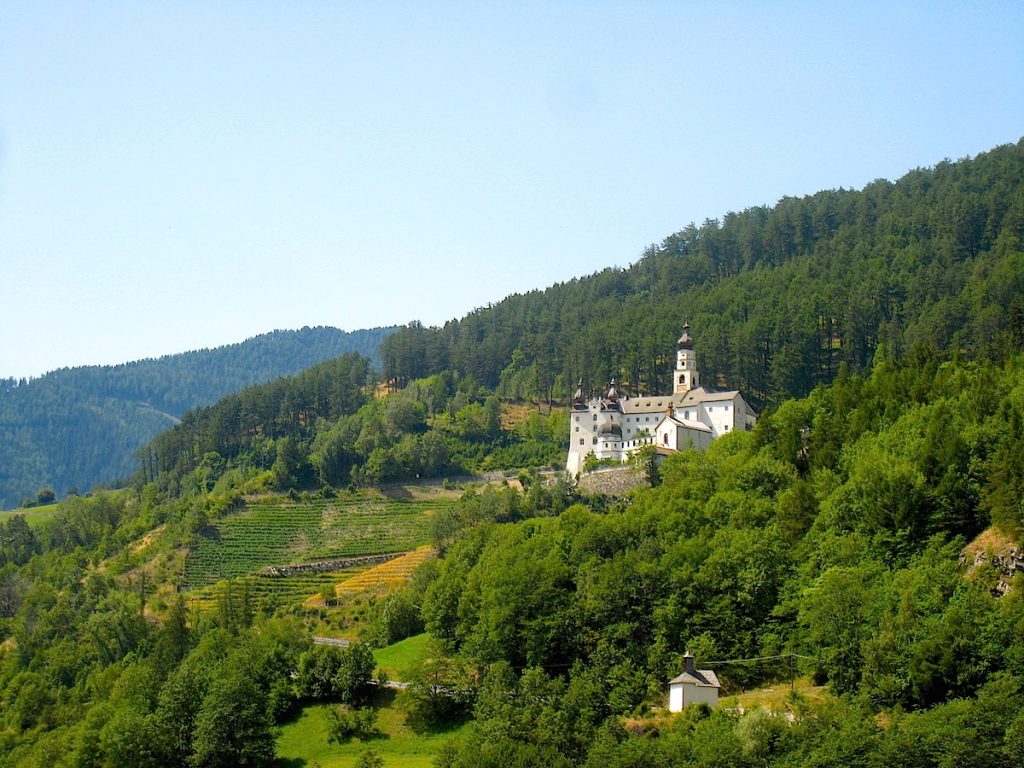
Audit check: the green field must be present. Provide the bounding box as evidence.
[184,495,454,589]
[274,689,469,768]
[373,633,431,682]
[0,503,61,528]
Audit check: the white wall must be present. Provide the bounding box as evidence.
[669,684,684,712]
[669,681,718,711]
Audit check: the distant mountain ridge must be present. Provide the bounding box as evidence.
[0,325,397,507]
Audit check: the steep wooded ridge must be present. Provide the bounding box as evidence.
[381,140,1024,405]
[0,325,397,508]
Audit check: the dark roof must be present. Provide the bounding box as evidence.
[668,669,720,688]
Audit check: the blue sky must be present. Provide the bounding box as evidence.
[1,1,1022,379]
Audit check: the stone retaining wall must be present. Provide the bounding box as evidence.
[577,466,649,496]
[260,552,403,577]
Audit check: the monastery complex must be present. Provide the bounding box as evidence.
[566,323,757,475]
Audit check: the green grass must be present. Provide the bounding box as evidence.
[718,676,832,712]
[274,688,469,768]
[373,633,431,682]
[184,495,454,590]
[0,503,61,528]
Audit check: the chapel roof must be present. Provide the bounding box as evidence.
[668,669,721,688]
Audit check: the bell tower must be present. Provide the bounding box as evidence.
[674,322,699,395]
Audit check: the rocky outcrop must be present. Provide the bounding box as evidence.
[960,545,1024,596]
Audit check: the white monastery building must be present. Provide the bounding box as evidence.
[668,651,721,710]
[566,323,757,476]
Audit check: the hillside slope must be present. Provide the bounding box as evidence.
[3,350,1022,768]
[136,140,1024,498]
[0,325,397,507]
[381,140,1024,407]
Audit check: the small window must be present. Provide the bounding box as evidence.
[579,438,584,445]
[575,427,579,432]
[592,437,598,445]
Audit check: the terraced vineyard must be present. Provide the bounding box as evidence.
[333,546,434,598]
[184,495,452,590]
[187,567,365,613]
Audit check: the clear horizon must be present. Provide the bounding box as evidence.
[2,1,1022,379]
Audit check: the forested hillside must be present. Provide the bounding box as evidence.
[111,141,1024,507]
[381,140,1024,406]
[413,351,1024,767]
[143,357,566,496]
[0,325,397,508]
[0,351,1021,767]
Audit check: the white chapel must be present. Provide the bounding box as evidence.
[566,322,757,476]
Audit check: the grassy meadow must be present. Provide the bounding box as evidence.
[275,688,469,768]
[0,501,61,527]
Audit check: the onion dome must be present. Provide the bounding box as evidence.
[677,321,694,349]
[607,378,619,402]
[598,422,623,437]
[573,378,584,402]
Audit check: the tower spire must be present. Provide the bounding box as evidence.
[674,321,699,395]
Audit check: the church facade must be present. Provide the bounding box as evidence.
[566,323,757,476]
